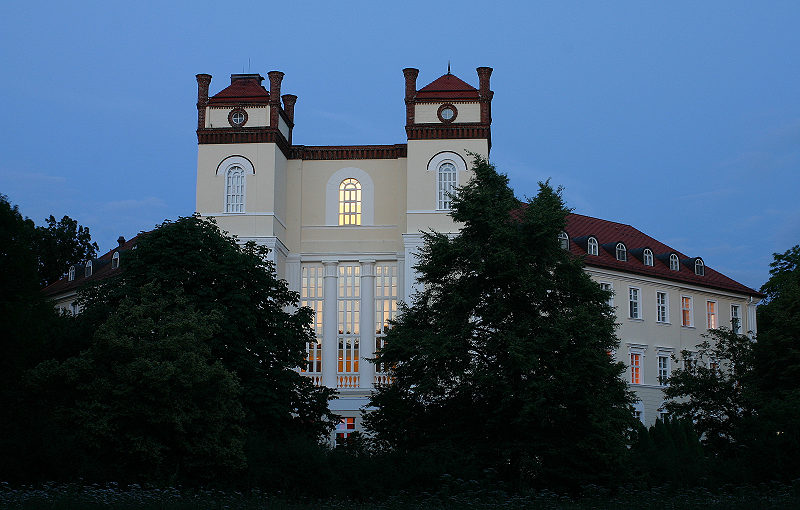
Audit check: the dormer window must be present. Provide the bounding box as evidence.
[694,258,704,276]
[112,251,120,269]
[643,249,653,266]
[588,237,598,256]
[670,253,680,271]
[84,260,92,277]
[68,266,75,281]
[615,243,627,261]
[558,231,569,250]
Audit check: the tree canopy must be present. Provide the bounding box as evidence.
[364,158,635,489]
[36,214,98,286]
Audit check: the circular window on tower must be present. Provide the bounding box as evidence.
[228,108,248,127]
[437,103,458,123]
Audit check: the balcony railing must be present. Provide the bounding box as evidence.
[337,374,360,388]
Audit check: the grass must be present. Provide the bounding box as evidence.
[2,481,800,509]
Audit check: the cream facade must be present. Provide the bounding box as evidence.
[192,66,761,439]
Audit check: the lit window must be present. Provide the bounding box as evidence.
[695,258,704,276]
[84,260,92,277]
[301,265,324,378]
[616,243,627,261]
[375,264,398,383]
[658,355,670,385]
[643,249,654,266]
[68,266,75,281]
[588,237,598,256]
[599,282,614,308]
[335,417,356,445]
[437,162,457,210]
[670,253,680,271]
[111,251,120,270]
[558,231,569,250]
[338,178,362,225]
[225,165,245,213]
[681,296,693,327]
[731,304,741,334]
[631,353,642,384]
[337,264,360,388]
[656,291,669,323]
[707,301,717,329]
[629,287,641,319]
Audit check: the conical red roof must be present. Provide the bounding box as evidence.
[416,73,480,100]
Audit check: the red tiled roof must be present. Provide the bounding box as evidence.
[42,235,141,297]
[565,213,761,297]
[208,74,270,104]
[416,73,480,100]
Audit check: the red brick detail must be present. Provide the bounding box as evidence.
[437,103,458,124]
[403,68,419,125]
[197,128,291,158]
[267,71,284,129]
[289,144,407,160]
[406,124,491,141]
[196,74,212,130]
[477,67,493,125]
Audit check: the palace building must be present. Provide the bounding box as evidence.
[45,65,762,441]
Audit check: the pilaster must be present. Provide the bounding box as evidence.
[322,260,338,389]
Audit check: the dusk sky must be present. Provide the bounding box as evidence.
[2,1,798,291]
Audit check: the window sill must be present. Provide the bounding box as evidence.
[628,317,644,322]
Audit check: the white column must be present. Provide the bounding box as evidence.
[747,297,760,339]
[359,260,376,389]
[322,260,338,389]
[396,252,405,306]
[285,254,301,294]
[402,233,424,303]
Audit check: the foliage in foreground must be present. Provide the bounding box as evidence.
[366,157,635,489]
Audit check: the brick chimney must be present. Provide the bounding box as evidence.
[267,71,284,129]
[476,67,493,125]
[403,68,419,125]
[195,74,212,130]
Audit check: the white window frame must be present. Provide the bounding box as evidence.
[68,266,75,281]
[588,237,598,256]
[111,251,120,269]
[628,287,642,320]
[656,291,669,323]
[616,242,627,261]
[558,231,569,250]
[681,295,694,327]
[301,264,324,378]
[427,151,467,212]
[670,253,680,271]
[436,161,457,210]
[325,167,374,226]
[657,353,671,386]
[731,304,741,334]
[337,264,361,388]
[375,263,398,381]
[84,260,92,277]
[707,300,717,329]
[216,155,255,214]
[630,351,643,384]
[643,248,654,266]
[599,282,614,308]
[338,178,362,226]
[695,258,705,276]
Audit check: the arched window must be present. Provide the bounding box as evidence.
[437,161,457,210]
[643,248,654,266]
[225,165,245,213]
[670,253,680,271]
[84,260,92,277]
[112,251,120,269]
[588,237,598,256]
[695,258,704,276]
[558,231,569,250]
[338,178,362,225]
[616,243,627,261]
[68,266,75,281]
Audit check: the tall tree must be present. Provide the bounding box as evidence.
[35,214,98,286]
[364,158,635,489]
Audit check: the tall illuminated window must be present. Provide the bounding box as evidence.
[630,353,642,384]
[335,417,356,445]
[338,178,362,225]
[707,300,717,329]
[681,296,693,327]
[375,264,398,381]
[437,162,457,210]
[225,165,245,213]
[338,264,360,387]
[301,265,324,378]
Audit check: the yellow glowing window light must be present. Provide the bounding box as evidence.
[338,178,362,225]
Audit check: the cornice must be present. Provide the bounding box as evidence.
[406,123,491,141]
[289,144,407,160]
[197,128,291,158]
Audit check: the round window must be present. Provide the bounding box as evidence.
[437,103,458,123]
[228,108,248,127]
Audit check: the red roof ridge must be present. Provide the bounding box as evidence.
[416,73,480,100]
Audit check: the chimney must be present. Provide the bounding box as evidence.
[403,67,419,125]
[117,236,126,247]
[282,94,297,125]
[195,74,212,130]
[267,71,284,129]
[476,67,493,125]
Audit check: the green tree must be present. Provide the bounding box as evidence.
[663,328,758,453]
[35,214,98,287]
[28,284,245,483]
[364,158,635,489]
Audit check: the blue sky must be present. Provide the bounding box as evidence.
[1,1,798,291]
